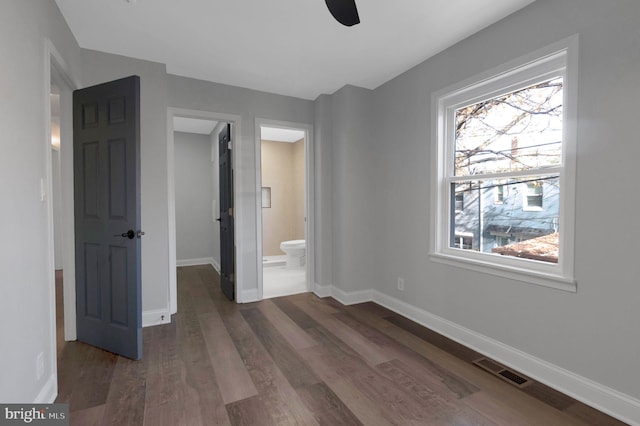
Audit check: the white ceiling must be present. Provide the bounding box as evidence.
[55,0,535,100]
[261,127,306,143]
[173,117,218,135]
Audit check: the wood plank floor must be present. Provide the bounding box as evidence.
[55,265,627,425]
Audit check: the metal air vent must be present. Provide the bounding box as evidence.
[473,357,531,388]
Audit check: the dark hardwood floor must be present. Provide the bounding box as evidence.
[55,266,626,425]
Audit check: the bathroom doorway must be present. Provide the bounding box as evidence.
[257,122,313,299]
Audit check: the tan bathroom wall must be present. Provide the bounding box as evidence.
[261,139,305,256]
[292,139,306,240]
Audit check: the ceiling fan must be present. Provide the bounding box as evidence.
[325,0,360,27]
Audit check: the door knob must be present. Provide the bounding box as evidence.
[120,230,135,239]
[216,217,222,222]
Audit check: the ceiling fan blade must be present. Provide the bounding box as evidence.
[325,0,360,27]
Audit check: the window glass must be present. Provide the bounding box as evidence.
[451,176,559,263]
[454,78,563,177]
[449,76,563,264]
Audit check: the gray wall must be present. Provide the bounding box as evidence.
[0,0,82,403]
[174,131,217,262]
[328,86,377,293]
[312,95,333,289]
[364,0,640,401]
[80,49,170,315]
[167,75,318,298]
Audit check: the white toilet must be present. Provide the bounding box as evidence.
[280,240,306,269]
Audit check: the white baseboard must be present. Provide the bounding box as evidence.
[315,285,639,425]
[331,287,372,306]
[211,258,221,272]
[35,374,57,403]
[240,288,260,303]
[313,283,332,298]
[177,257,216,267]
[370,290,640,426]
[311,283,370,306]
[142,307,171,328]
[372,290,640,425]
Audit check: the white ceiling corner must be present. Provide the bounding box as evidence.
[173,117,218,135]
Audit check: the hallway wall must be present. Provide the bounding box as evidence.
[174,131,217,263]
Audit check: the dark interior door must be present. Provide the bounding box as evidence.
[73,75,142,360]
[219,123,235,301]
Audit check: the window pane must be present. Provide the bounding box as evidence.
[451,175,560,263]
[455,78,563,176]
[524,182,543,209]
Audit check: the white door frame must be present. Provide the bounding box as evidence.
[167,108,243,312]
[255,118,315,299]
[45,39,80,349]
[43,38,79,402]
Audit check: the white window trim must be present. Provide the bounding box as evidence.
[430,35,578,292]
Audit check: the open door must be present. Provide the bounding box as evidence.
[73,76,142,360]
[218,124,235,301]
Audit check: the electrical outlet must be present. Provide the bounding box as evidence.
[397,277,405,291]
[36,352,44,380]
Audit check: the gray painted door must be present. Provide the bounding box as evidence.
[73,76,142,360]
[219,124,235,301]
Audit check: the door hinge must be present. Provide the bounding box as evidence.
[228,140,232,150]
[228,207,233,217]
[230,273,235,283]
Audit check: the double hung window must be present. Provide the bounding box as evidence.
[431,37,578,290]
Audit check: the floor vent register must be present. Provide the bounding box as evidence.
[472,357,532,388]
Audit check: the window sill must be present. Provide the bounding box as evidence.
[429,252,576,293]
